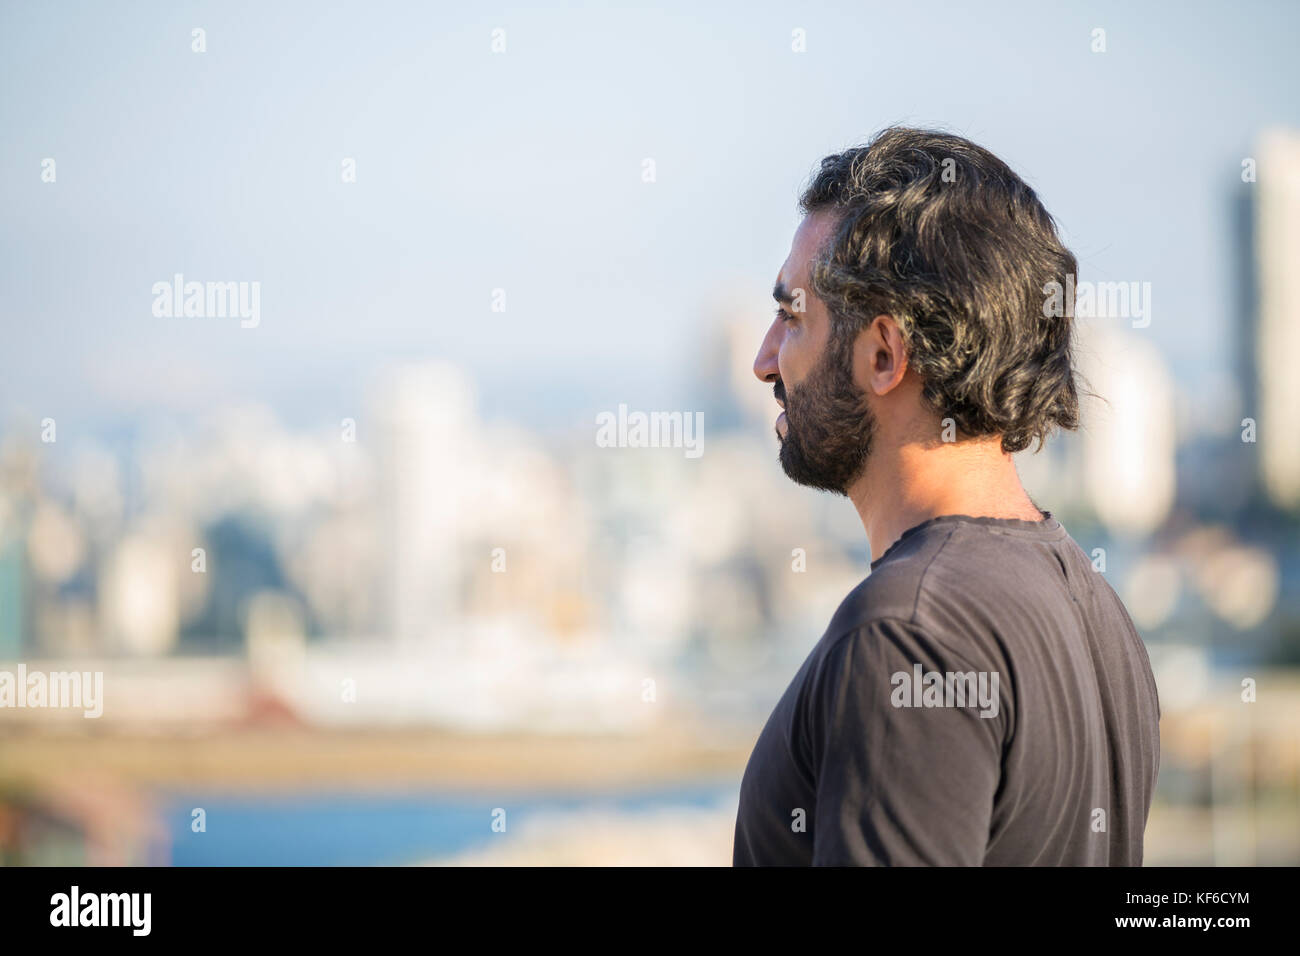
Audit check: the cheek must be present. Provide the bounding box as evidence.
[777,327,812,385]
[776,329,798,375]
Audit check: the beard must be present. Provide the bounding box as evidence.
[775,334,876,496]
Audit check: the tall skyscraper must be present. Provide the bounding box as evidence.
[374,362,477,647]
[1078,323,1177,537]
[1256,128,1300,511]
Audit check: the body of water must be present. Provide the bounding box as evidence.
[160,780,739,866]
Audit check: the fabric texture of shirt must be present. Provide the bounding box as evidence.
[733,512,1161,866]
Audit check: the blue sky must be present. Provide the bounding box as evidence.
[2,0,1297,433]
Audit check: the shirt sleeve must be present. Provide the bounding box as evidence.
[805,618,1008,865]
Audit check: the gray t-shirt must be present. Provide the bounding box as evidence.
[733,512,1161,866]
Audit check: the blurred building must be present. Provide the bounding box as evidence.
[1076,322,1177,538]
[1255,128,1300,511]
[373,362,474,649]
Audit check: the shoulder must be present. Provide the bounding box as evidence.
[825,515,1084,648]
[821,521,963,639]
[808,522,1015,691]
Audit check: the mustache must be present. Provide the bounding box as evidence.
[773,380,786,405]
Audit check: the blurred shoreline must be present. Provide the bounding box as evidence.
[0,725,752,794]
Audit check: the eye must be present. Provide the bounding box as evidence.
[776,307,794,323]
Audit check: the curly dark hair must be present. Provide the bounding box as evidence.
[799,126,1080,454]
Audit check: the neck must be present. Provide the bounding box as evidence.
[847,433,1044,561]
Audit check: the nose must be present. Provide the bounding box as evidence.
[753,315,782,384]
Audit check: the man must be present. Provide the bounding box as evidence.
[733,127,1161,866]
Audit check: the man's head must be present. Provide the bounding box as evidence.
[754,126,1081,495]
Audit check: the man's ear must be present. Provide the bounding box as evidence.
[854,314,909,396]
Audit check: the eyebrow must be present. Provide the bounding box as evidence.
[772,281,794,306]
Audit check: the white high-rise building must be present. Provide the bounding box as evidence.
[1077,323,1177,536]
[373,362,478,647]
[1256,128,1300,510]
